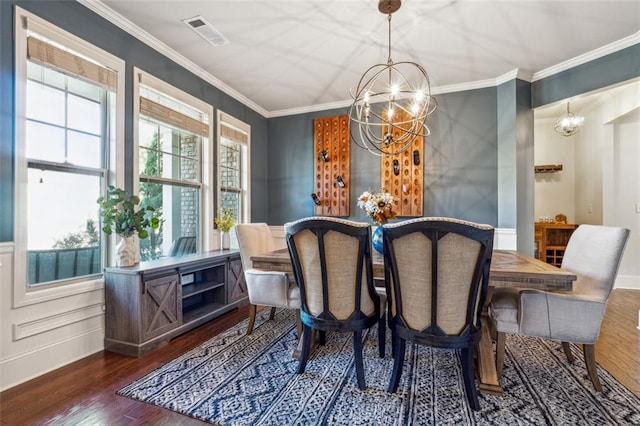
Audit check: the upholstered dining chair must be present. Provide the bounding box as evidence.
[285,217,384,390]
[489,224,629,392]
[235,223,301,335]
[167,236,196,257]
[383,217,495,411]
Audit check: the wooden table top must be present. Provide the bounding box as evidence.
[251,249,576,291]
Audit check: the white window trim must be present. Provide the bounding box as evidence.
[217,110,251,230]
[13,7,125,308]
[133,67,215,252]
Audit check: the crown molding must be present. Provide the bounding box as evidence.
[532,31,640,82]
[77,0,269,118]
[77,1,637,119]
[268,99,353,118]
[268,73,526,118]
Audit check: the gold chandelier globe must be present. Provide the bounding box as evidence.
[349,0,436,156]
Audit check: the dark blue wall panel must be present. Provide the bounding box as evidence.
[267,88,499,226]
[532,44,640,108]
[426,88,498,225]
[0,1,13,242]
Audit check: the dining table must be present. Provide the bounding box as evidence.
[250,248,577,396]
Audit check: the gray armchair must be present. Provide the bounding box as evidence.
[235,223,301,335]
[489,224,629,391]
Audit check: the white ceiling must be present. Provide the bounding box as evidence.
[94,0,639,116]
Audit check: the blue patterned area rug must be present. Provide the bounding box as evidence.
[118,309,640,425]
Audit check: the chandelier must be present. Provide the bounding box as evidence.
[554,102,584,137]
[348,0,436,156]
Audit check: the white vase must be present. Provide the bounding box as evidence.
[222,232,231,250]
[116,234,140,267]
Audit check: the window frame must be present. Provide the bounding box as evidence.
[217,111,251,240]
[13,7,125,307]
[133,67,214,254]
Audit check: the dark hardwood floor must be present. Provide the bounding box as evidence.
[1,290,639,425]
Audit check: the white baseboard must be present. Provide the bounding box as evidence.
[614,274,640,290]
[0,327,104,391]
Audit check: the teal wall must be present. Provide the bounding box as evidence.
[1,2,639,242]
[267,88,499,226]
[531,44,640,107]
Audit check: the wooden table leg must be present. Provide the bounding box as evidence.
[476,313,503,395]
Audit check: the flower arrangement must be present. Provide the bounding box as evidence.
[215,207,236,233]
[357,189,397,225]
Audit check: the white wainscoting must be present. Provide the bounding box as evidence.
[0,243,106,391]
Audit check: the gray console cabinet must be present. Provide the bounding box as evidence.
[104,250,247,356]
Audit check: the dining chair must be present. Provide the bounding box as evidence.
[167,236,196,257]
[235,223,301,335]
[383,217,494,410]
[489,224,629,392]
[285,217,384,390]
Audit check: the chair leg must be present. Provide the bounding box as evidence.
[388,334,406,393]
[583,344,603,392]
[246,304,257,335]
[391,329,396,358]
[495,331,505,378]
[318,330,327,345]
[295,309,302,340]
[269,306,277,320]
[562,341,575,363]
[461,347,480,411]
[378,311,386,358]
[353,330,366,390]
[297,325,313,374]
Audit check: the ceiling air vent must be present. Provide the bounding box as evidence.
[182,15,229,47]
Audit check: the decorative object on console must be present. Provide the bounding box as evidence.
[358,189,397,254]
[314,115,350,216]
[554,213,567,224]
[215,207,236,249]
[348,0,436,156]
[97,185,161,267]
[554,102,584,136]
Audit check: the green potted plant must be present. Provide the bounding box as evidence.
[97,185,161,266]
[214,207,236,249]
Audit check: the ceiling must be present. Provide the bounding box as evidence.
[93,0,640,117]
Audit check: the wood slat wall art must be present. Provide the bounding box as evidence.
[313,115,350,216]
[380,110,424,216]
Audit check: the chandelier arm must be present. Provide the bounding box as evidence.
[387,13,392,65]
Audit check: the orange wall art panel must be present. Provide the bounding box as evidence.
[313,115,350,216]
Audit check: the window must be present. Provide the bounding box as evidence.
[218,112,251,237]
[134,69,213,259]
[14,8,124,301]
